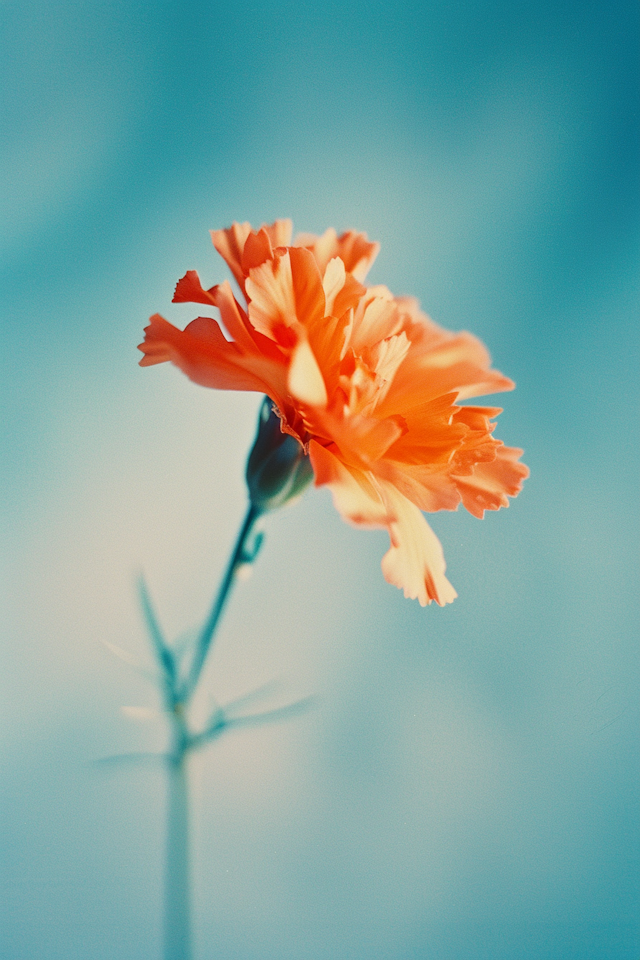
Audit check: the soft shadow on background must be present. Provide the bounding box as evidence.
[1,1,638,958]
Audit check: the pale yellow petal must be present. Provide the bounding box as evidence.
[287,339,328,407]
[322,257,346,317]
[377,482,458,606]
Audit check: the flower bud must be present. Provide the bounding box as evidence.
[246,398,314,512]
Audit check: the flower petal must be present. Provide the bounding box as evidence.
[289,246,326,330]
[378,329,514,415]
[385,395,497,470]
[320,257,368,323]
[213,280,280,357]
[322,257,346,317]
[336,230,380,281]
[240,220,293,273]
[211,220,293,296]
[296,228,379,281]
[305,313,350,395]
[377,482,458,606]
[246,251,297,342]
[376,460,462,513]
[350,287,401,353]
[454,444,529,518]
[313,409,407,467]
[172,270,217,306]
[308,441,389,525]
[309,444,456,605]
[288,339,328,407]
[211,222,253,293]
[264,218,293,250]
[138,313,285,396]
[240,228,274,274]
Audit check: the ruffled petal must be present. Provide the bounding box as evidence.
[333,273,367,321]
[296,228,379,281]
[263,218,293,250]
[322,257,346,317]
[239,221,293,274]
[449,406,501,476]
[210,222,253,294]
[138,313,286,396]
[172,275,285,362]
[312,409,407,467]
[350,287,401,353]
[336,230,381,281]
[240,228,274,275]
[172,270,217,306]
[383,392,465,464]
[294,228,339,275]
[213,280,281,357]
[309,444,456,605]
[453,444,530,519]
[378,327,514,415]
[211,220,293,296]
[305,313,350,395]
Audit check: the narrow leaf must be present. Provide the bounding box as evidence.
[137,574,176,685]
[225,696,316,731]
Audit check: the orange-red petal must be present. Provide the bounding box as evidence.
[172,270,218,306]
[289,246,326,331]
[138,313,285,396]
[240,228,274,275]
[210,222,253,294]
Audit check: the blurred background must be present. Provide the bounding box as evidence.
[1,0,638,958]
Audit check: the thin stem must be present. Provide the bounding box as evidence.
[182,503,263,699]
[164,712,192,960]
[165,756,192,960]
[148,503,265,960]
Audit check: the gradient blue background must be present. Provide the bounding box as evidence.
[2,1,639,958]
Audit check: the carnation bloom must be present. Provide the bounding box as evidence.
[139,219,528,605]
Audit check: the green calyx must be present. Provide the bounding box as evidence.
[245,397,314,512]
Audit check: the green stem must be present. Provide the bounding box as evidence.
[183,503,263,700]
[161,503,265,959]
[164,718,192,960]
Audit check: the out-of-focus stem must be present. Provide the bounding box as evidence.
[164,713,192,960]
[160,504,266,959]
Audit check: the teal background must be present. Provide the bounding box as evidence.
[1,1,639,958]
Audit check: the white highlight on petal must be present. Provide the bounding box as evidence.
[322,257,346,317]
[287,339,328,406]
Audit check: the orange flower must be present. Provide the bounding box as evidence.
[139,220,528,605]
